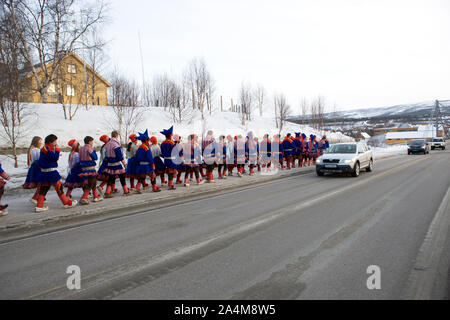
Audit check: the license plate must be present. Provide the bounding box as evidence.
[325,164,337,168]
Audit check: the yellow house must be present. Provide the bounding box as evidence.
[20,52,111,106]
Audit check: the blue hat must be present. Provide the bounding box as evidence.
[295,132,301,137]
[160,126,173,137]
[137,129,149,141]
[247,131,254,138]
[302,133,307,139]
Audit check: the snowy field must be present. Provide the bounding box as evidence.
[0,103,353,149]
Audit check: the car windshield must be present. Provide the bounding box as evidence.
[432,138,443,142]
[410,140,425,145]
[327,144,357,154]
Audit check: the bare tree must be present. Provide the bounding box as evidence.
[184,58,214,120]
[316,95,326,132]
[83,25,109,108]
[0,10,30,167]
[239,82,253,125]
[254,84,266,117]
[273,93,291,134]
[301,97,308,126]
[108,69,143,143]
[3,0,108,103]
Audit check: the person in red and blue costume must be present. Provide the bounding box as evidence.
[216,135,227,179]
[318,135,330,156]
[301,133,308,167]
[245,131,259,176]
[104,130,130,198]
[78,136,102,205]
[96,135,110,196]
[23,136,43,204]
[150,136,167,186]
[260,134,272,172]
[293,132,303,168]
[0,160,11,216]
[202,130,218,183]
[306,134,319,166]
[160,126,178,190]
[173,134,184,185]
[134,129,161,193]
[272,134,284,170]
[36,134,77,213]
[182,134,204,186]
[126,133,139,190]
[64,139,87,199]
[282,133,295,169]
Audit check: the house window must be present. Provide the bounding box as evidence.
[48,83,56,94]
[68,64,77,74]
[66,85,75,97]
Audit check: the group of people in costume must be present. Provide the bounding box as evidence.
[0,126,329,216]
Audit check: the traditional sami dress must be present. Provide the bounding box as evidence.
[260,139,272,163]
[271,139,284,161]
[79,145,98,178]
[134,143,155,177]
[245,140,259,165]
[151,144,166,174]
[37,144,62,185]
[23,147,41,189]
[97,146,109,182]
[183,142,202,168]
[202,137,217,166]
[174,142,184,172]
[306,139,319,158]
[64,152,87,189]
[225,141,234,167]
[104,138,125,175]
[125,142,138,178]
[0,162,10,189]
[282,137,295,158]
[160,139,178,173]
[234,139,246,165]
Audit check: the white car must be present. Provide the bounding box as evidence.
[316,142,374,177]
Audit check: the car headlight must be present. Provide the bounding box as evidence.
[316,158,322,164]
[343,159,354,164]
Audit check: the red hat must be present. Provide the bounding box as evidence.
[129,133,137,141]
[100,135,110,143]
[150,136,158,145]
[68,139,78,149]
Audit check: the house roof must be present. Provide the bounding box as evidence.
[22,51,111,87]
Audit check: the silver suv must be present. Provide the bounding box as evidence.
[431,137,446,150]
[316,142,374,177]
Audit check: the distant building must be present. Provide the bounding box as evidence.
[374,125,418,135]
[385,124,444,144]
[19,52,111,106]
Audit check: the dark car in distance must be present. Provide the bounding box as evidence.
[408,139,430,155]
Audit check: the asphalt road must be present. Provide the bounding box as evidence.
[1,149,450,300]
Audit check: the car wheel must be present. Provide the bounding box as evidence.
[351,162,360,177]
[408,151,411,155]
[366,159,373,172]
[316,170,324,176]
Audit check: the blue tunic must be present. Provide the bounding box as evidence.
[37,144,62,184]
[135,144,155,175]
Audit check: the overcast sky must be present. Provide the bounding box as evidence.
[103,0,450,112]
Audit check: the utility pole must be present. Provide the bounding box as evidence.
[138,31,146,104]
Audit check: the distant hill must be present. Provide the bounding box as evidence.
[289,100,450,121]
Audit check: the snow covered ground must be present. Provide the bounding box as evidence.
[0,103,353,149]
[371,144,408,159]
